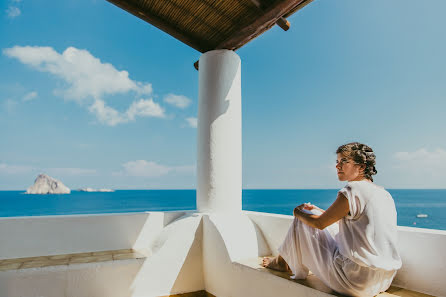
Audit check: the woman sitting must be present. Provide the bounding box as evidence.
[262,142,402,297]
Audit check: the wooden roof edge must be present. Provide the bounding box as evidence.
[106,0,212,53]
[216,0,309,51]
[283,0,315,19]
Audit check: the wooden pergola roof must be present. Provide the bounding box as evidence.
[107,0,314,53]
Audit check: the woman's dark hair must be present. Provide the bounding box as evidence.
[336,142,377,181]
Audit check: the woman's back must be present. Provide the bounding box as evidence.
[337,180,402,271]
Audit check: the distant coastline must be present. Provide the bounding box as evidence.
[1,188,446,192]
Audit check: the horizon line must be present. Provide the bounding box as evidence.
[2,188,446,191]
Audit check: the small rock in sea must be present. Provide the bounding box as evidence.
[98,188,114,192]
[79,187,95,192]
[26,173,70,194]
[79,188,114,192]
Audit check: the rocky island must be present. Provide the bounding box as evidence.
[26,173,71,194]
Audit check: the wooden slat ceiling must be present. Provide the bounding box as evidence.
[107,0,314,53]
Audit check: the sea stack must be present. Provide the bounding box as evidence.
[26,173,71,194]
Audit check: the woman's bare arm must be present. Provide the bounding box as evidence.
[293,193,349,230]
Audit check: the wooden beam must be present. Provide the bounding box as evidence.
[249,0,290,31]
[276,18,290,31]
[106,0,212,53]
[217,0,306,50]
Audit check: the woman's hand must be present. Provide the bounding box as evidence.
[303,202,316,210]
[293,203,325,217]
[293,202,313,216]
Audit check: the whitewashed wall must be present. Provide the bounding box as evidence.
[0,211,187,259]
[0,211,204,297]
[393,226,446,297]
[1,211,445,297]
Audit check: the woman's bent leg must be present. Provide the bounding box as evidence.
[278,214,339,283]
[278,218,310,279]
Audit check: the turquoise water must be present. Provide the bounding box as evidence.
[0,189,444,230]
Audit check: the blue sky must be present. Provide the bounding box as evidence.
[1,0,445,190]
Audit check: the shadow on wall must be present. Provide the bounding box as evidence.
[200,214,272,296]
[132,211,189,252]
[130,213,204,297]
[170,217,204,294]
[252,220,272,257]
[199,50,241,124]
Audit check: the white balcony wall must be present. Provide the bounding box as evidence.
[0,211,187,259]
[0,211,204,297]
[0,211,445,297]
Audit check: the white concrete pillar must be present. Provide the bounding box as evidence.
[197,50,242,213]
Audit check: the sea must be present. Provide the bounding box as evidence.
[0,189,445,231]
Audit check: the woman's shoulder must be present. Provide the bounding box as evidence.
[346,180,383,189]
[344,181,390,197]
[341,181,394,218]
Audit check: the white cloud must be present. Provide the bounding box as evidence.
[394,148,446,168]
[22,91,37,101]
[173,165,196,174]
[87,98,165,126]
[0,163,33,175]
[3,46,163,126]
[88,99,126,126]
[126,99,165,120]
[186,117,197,128]
[3,46,152,101]
[164,94,191,109]
[6,6,21,18]
[389,148,446,188]
[117,160,195,178]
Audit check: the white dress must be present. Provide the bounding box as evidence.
[278,181,402,297]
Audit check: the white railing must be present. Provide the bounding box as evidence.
[0,211,444,297]
[0,211,187,259]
